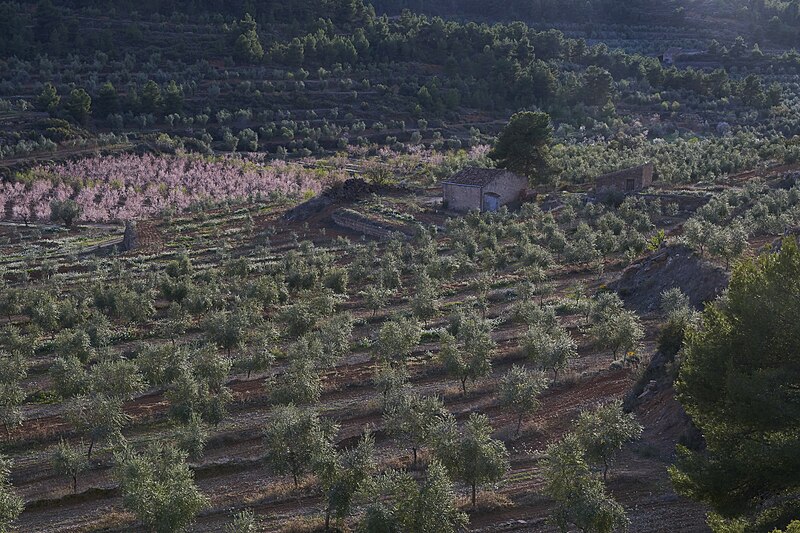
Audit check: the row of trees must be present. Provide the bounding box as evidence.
[37,79,185,125]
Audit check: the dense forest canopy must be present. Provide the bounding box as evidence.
[369,0,679,24]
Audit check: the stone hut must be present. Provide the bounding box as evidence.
[660,47,683,66]
[442,168,528,212]
[594,163,654,195]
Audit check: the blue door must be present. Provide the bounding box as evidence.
[483,193,500,212]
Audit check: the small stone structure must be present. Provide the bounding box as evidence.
[441,167,528,212]
[594,163,654,195]
[660,47,683,66]
[660,47,704,66]
[121,220,137,252]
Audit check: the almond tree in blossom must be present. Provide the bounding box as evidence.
[0,154,325,224]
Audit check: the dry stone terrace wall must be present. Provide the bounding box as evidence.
[638,192,712,213]
[331,209,411,240]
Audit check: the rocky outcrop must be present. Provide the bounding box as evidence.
[612,244,728,314]
[283,178,389,222]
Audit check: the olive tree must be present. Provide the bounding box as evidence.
[235,324,277,379]
[158,303,191,346]
[263,404,338,489]
[322,433,376,530]
[375,315,422,367]
[361,284,392,318]
[542,434,629,533]
[411,272,440,325]
[52,438,88,493]
[225,509,260,533]
[658,288,697,355]
[0,350,27,435]
[114,442,208,533]
[50,199,82,227]
[0,454,22,532]
[523,324,577,381]
[660,288,693,323]
[166,344,233,426]
[498,365,549,435]
[373,361,409,403]
[441,306,495,391]
[136,343,178,386]
[383,391,447,468]
[316,313,354,368]
[176,414,209,461]
[67,394,130,459]
[360,460,467,533]
[433,412,510,508]
[53,328,94,364]
[205,305,261,357]
[438,324,493,394]
[708,221,748,268]
[591,308,644,361]
[167,364,233,427]
[267,358,322,406]
[683,218,713,258]
[89,357,144,399]
[50,355,89,399]
[575,400,643,481]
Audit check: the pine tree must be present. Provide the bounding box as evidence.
[65,88,91,125]
[36,82,60,114]
[490,111,553,185]
[234,14,264,63]
[94,82,119,118]
[162,80,184,115]
[140,80,162,115]
[670,239,800,531]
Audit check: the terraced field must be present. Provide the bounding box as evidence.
[0,179,724,532]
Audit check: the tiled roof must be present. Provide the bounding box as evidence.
[442,167,512,187]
